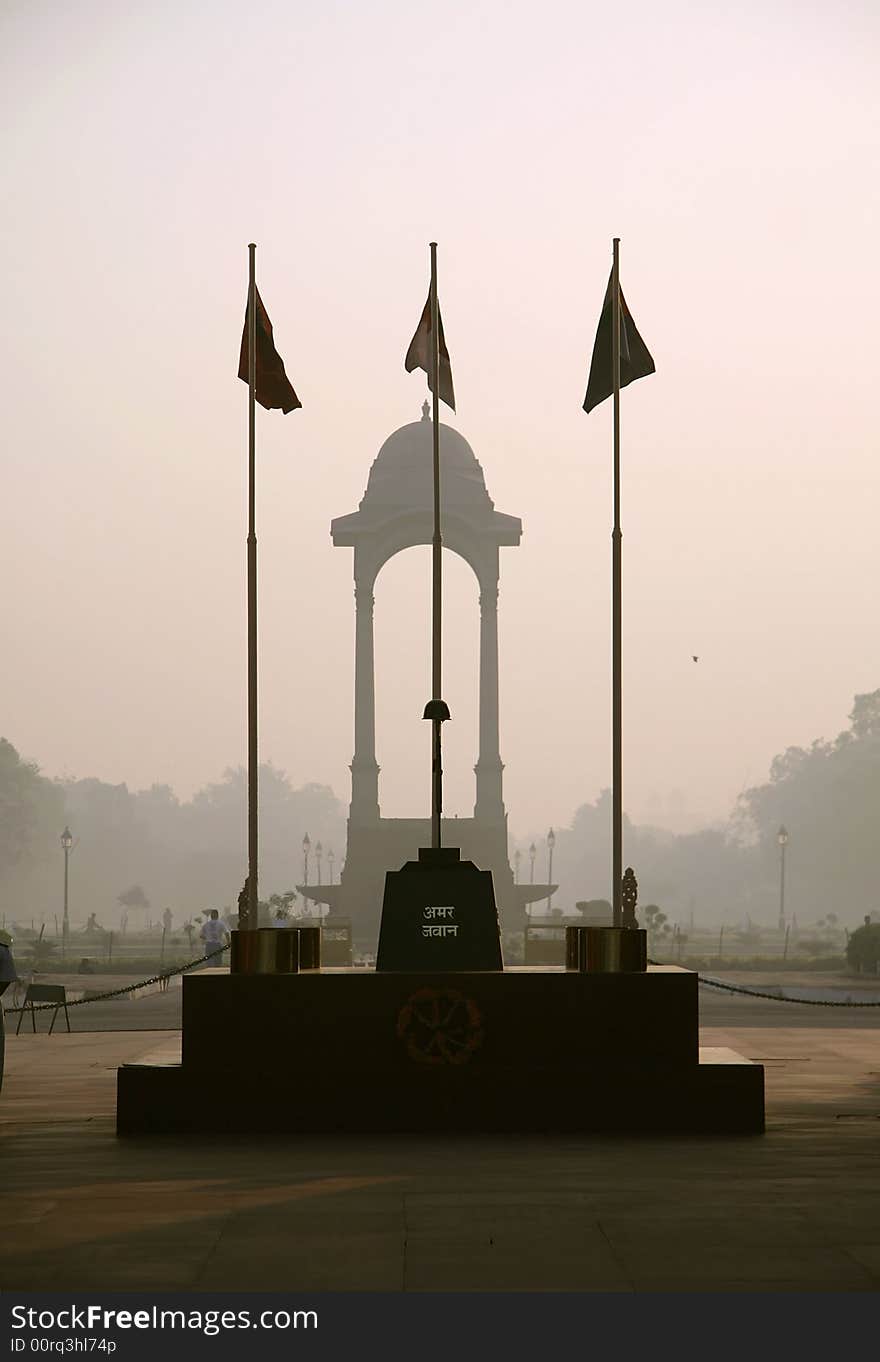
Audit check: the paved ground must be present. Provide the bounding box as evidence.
[2,990,879,1292]
[3,978,183,1032]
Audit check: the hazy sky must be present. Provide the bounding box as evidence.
[2,0,878,839]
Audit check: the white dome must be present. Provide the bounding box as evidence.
[361,414,490,511]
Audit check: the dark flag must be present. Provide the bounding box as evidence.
[238,287,301,414]
[583,273,655,413]
[405,293,456,412]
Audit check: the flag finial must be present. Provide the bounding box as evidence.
[421,399,430,421]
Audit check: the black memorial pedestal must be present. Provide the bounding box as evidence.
[117,963,764,1135]
[376,847,503,972]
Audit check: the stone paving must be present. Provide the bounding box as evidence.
[1,1001,879,1292]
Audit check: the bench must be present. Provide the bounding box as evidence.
[15,983,71,1034]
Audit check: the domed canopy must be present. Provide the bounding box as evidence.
[331,406,521,552]
[361,407,490,512]
[329,405,522,889]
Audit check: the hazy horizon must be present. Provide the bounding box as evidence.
[0,721,805,841]
[2,0,877,844]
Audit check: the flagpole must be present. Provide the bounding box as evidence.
[611,237,622,929]
[247,243,259,932]
[429,241,442,850]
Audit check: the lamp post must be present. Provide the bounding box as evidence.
[316,841,323,919]
[513,848,521,884]
[302,833,310,919]
[328,847,335,885]
[61,826,73,961]
[529,842,536,883]
[546,827,556,915]
[777,825,788,931]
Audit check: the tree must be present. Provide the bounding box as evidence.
[642,904,669,951]
[848,690,880,741]
[556,789,749,926]
[737,691,880,923]
[0,738,65,877]
[846,920,880,973]
[575,899,612,920]
[117,885,149,912]
[0,744,347,927]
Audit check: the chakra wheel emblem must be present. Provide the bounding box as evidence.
[396,987,485,1066]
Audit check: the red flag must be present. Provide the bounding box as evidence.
[238,287,301,414]
[405,293,456,412]
[583,272,654,413]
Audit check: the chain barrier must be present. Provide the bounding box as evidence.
[6,950,880,1016]
[2,946,226,1015]
[649,958,880,1007]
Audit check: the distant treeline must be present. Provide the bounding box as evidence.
[0,746,345,927]
[2,689,878,929]
[514,690,880,928]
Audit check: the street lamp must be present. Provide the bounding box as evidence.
[61,826,74,960]
[777,825,788,931]
[302,833,310,919]
[546,828,556,914]
[529,842,536,883]
[513,848,521,884]
[315,841,325,921]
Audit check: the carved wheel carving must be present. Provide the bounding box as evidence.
[396,987,484,1066]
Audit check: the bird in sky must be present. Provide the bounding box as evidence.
[692,655,699,662]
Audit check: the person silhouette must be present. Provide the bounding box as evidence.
[237,878,249,929]
[200,910,229,966]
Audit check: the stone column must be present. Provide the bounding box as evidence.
[350,572,380,822]
[474,573,504,818]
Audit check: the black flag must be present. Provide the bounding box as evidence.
[238,287,301,414]
[405,293,456,412]
[583,273,655,413]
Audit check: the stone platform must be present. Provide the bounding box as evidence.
[117,965,763,1135]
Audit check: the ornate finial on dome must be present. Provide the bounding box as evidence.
[421,399,430,421]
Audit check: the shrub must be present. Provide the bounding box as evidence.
[846,923,880,973]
